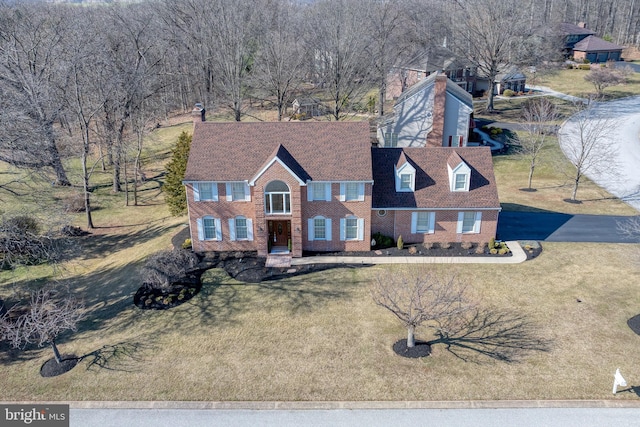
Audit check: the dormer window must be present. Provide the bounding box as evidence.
[447,152,471,192]
[395,157,416,192]
[454,173,467,191]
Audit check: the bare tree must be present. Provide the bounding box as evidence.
[559,99,618,201]
[0,285,84,365]
[304,0,374,120]
[251,0,305,121]
[141,249,199,292]
[518,97,559,190]
[450,0,541,112]
[0,3,71,186]
[584,65,632,97]
[371,268,476,348]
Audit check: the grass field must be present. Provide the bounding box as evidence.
[1,83,639,402]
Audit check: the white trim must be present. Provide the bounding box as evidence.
[246,218,254,241]
[448,162,471,192]
[395,162,416,192]
[193,182,218,201]
[357,218,364,241]
[249,157,306,186]
[215,218,222,240]
[307,181,331,202]
[226,182,250,202]
[457,211,481,234]
[229,218,236,241]
[196,218,204,240]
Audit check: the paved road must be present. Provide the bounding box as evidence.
[70,407,640,426]
[497,212,640,243]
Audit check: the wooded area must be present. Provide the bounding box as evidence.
[0,0,638,217]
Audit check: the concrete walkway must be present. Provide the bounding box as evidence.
[290,241,527,265]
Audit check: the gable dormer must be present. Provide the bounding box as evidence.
[447,151,470,192]
[395,152,416,192]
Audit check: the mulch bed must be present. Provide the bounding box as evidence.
[306,241,515,258]
[40,355,78,377]
[392,339,432,358]
[134,277,202,310]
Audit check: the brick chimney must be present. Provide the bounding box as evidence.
[578,22,587,28]
[426,73,447,147]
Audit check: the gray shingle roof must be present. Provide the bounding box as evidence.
[560,22,596,36]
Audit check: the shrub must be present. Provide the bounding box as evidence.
[502,89,515,97]
[141,249,199,292]
[439,242,451,249]
[181,238,192,250]
[423,242,433,250]
[578,64,591,70]
[408,246,417,255]
[490,248,498,255]
[396,235,404,250]
[475,242,486,254]
[63,193,86,213]
[372,232,394,249]
[498,248,508,255]
[461,241,473,250]
[164,131,192,216]
[489,237,496,249]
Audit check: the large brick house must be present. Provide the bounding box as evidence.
[184,120,500,258]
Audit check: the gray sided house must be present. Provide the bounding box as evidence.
[377,73,474,148]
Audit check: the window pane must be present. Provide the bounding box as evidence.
[200,183,213,200]
[345,183,358,201]
[314,218,325,240]
[416,212,430,232]
[232,183,245,200]
[462,212,475,232]
[455,174,467,190]
[346,218,358,239]
[400,174,411,189]
[312,183,326,201]
[236,218,247,239]
[271,194,284,212]
[203,217,215,239]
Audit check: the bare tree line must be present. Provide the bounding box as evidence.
[0,0,637,221]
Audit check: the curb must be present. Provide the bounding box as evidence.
[4,400,640,410]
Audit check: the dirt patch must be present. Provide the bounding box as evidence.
[40,356,78,377]
[392,339,432,358]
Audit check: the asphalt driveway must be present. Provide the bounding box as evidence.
[497,211,640,243]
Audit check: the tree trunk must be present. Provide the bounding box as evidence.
[571,177,579,201]
[528,163,535,189]
[486,81,497,112]
[51,340,62,364]
[49,145,71,186]
[407,325,415,348]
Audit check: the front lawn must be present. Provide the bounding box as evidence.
[1,241,639,401]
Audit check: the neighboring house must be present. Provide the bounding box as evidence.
[475,66,527,95]
[559,22,624,62]
[183,120,500,258]
[560,22,596,57]
[291,97,325,118]
[572,36,624,63]
[387,45,477,99]
[377,73,474,148]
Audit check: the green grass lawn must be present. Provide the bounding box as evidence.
[0,105,639,402]
[537,67,640,99]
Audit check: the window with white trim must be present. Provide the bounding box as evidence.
[308,216,332,241]
[235,217,248,239]
[231,183,246,201]
[308,182,330,201]
[339,182,365,202]
[395,162,416,192]
[457,211,481,234]
[196,216,221,241]
[400,174,412,190]
[411,211,435,234]
[345,183,358,201]
[265,180,291,214]
[384,132,398,147]
[229,216,254,241]
[193,182,218,201]
[340,216,364,241]
[454,173,467,191]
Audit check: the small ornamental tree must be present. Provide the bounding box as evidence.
[0,285,84,366]
[163,131,192,216]
[371,268,476,348]
[584,65,630,98]
[518,97,558,190]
